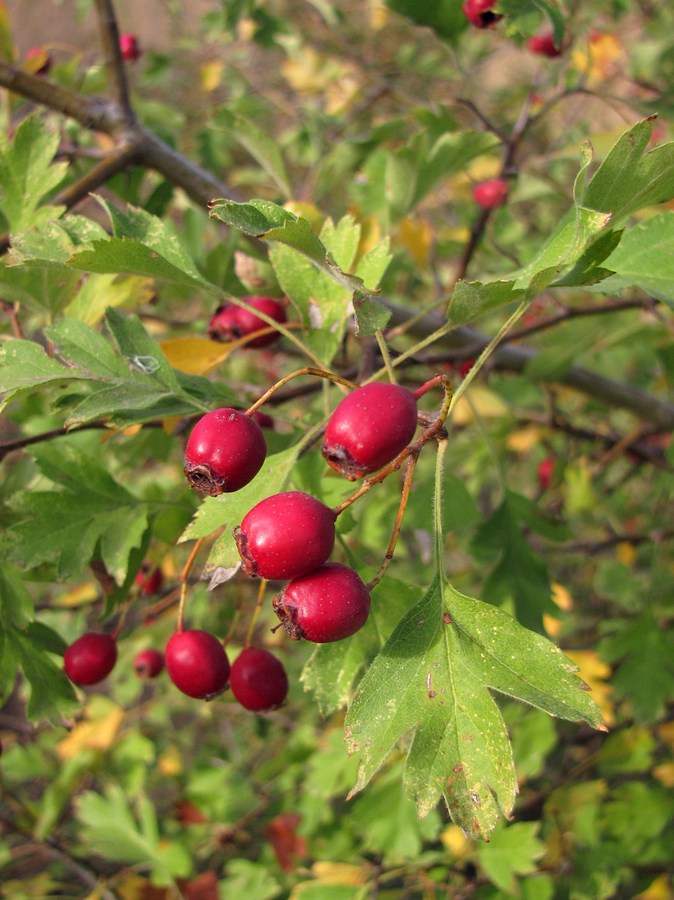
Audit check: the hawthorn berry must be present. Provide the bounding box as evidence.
[134,648,165,679]
[472,178,509,209]
[135,564,163,595]
[208,296,287,349]
[119,33,141,62]
[234,491,336,581]
[165,629,230,699]
[64,632,118,686]
[321,382,418,481]
[184,407,266,496]
[462,0,502,29]
[273,562,371,643]
[538,458,554,491]
[230,647,289,711]
[528,32,562,58]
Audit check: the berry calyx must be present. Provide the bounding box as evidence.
[119,33,142,62]
[234,491,336,581]
[134,648,165,679]
[273,562,371,643]
[208,296,287,349]
[472,178,509,209]
[230,647,289,711]
[165,629,230,699]
[528,32,563,58]
[64,632,118,686]
[462,0,502,28]
[321,382,418,481]
[184,407,267,496]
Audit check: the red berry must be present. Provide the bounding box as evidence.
[64,633,117,686]
[321,382,418,481]
[134,648,165,679]
[462,0,502,28]
[528,32,562,58]
[230,647,289,711]
[208,296,287,349]
[538,458,555,491]
[234,491,336,581]
[273,563,371,643]
[458,357,476,378]
[135,565,163,595]
[472,178,509,209]
[165,629,230,699]
[119,33,141,62]
[184,407,267,496]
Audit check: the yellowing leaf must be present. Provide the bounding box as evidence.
[544,583,574,637]
[441,824,473,859]
[58,705,124,760]
[200,59,224,92]
[159,336,233,375]
[658,721,674,750]
[616,541,637,567]
[565,650,615,726]
[506,425,547,454]
[633,874,674,900]
[452,386,509,426]
[159,745,183,776]
[397,217,432,267]
[310,862,369,885]
[653,762,674,788]
[571,32,624,82]
[55,581,99,608]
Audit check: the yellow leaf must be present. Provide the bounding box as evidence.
[441,824,473,859]
[58,704,124,760]
[653,762,674,788]
[506,425,547,454]
[657,721,674,750]
[310,861,369,885]
[397,217,432,268]
[571,32,624,82]
[633,874,674,900]
[159,745,183,776]
[200,59,224,92]
[616,541,636,567]
[452,386,509,426]
[159,336,234,375]
[565,650,615,726]
[544,583,574,637]
[113,871,153,900]
[55,581,99,608]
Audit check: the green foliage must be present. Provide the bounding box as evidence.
[1,1,673,897]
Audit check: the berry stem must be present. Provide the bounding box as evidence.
[413,373,448,400]
[111,600,130,640]
[245,367,358,417]
[375,330,397,384]
[177,537,204,632]
[367,450,419,590]
[244,579,268,648]
[332,374,452,517]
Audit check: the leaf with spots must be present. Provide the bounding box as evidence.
[344,576,605,840]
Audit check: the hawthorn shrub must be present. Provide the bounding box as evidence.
[0,0,673,897]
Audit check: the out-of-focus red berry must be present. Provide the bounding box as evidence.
[135,565,163,595]
[528,32,563,58]
[472,178,509,209]
[119,33,142,62]
[538,458,555,491]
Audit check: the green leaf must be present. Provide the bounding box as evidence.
[9,214,108,268]
[0,339,86,410]
[584,119,674,221]
[0,115,67,232]
[4,443,148,582]
[598,211,674,305]
[476,822,546,894]
[447,279,526,328]
[345,577,602,839]
[69,237,211,289]
[218,109,291,197]
[385,0,467,42]
[45,317,129,378]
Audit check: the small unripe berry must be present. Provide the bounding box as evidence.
[230,647,289,711]
[273,562,371,643]
[64,632,117,686]
[165,629,230,699]
[322,382,418,481]
[134,648,165,679]
[234,491,336,581]
[472,178,509,209]
[26,47,52,75]
[528,32,562,58]
[119,33,141,62]
[208,296,287,349]
[184,407,267,496]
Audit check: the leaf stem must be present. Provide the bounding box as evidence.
[245,367,358,417]
[433,436,449,576]
[367,451,419,590]
[244,579,268,647]
[177,538,203,632]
